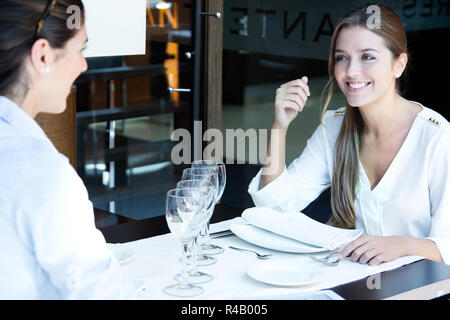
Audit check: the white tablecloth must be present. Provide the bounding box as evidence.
[109,219,423,300]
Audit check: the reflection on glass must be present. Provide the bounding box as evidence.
[76,1,194,223]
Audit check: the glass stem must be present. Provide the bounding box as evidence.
[203,203,217,246]
[179,241,191,287]
[204,221,211,246]
[191,236,199,273]
[199,224,207,247]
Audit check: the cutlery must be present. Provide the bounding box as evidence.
[210,230,234,239]
[228,246,272,259]
[309,251,341,266]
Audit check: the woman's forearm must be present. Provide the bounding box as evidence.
[259,124,287,190]
[403,237,444,263]
[261,77,309,190]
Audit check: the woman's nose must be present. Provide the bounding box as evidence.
[346,58,362,78]
[81,57,88,73]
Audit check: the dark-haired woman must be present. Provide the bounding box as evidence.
[0,1,135,299]
[249,4,450,266]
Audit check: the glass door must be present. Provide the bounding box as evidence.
[76,0,196,221]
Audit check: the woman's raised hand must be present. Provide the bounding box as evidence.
[273,76,310,129]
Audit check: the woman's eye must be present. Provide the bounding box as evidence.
[362,54,375,61]
[335,55,347,62]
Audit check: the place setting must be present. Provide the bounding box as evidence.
[161,170,368,295]
[218,206,365,288]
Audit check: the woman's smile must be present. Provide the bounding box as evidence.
[346,81,372,93]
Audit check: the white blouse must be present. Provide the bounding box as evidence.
[0,96,135,299]
[248,102,450,265]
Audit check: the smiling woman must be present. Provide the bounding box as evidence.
[250,3,450,267]
[0,0,87,111]
[321,4,413,229]
[0,0,135,299]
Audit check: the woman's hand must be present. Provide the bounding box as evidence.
[339,235,409,266]
[273,76,310,129]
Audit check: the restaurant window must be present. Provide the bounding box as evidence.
[76,0,195,222]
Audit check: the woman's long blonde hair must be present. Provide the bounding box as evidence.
[320,3,408,228]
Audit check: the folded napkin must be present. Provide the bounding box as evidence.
[242,207,363,251]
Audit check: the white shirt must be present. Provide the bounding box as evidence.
[248,102,450,264]
[0,96,135,299]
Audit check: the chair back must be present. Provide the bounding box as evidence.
[35,85,77,169]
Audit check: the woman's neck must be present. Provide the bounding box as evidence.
[357,90,413,139]
[10,89,40,119]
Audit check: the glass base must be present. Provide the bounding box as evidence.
[175,271,213,284]
[196,254,217,266]
[201,244,225,255]
[164,283,204,297]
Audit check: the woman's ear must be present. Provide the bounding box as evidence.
[29,39,55,74]
[393,52,408,78]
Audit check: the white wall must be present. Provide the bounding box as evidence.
[82,0,147,58]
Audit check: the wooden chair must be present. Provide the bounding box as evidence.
[35,85,77,169]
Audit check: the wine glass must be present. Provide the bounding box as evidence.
[164,188,205,297]
[192,160,226,201]
[191,160,227,255]
[175,180,215,284]
[182,167,220,264]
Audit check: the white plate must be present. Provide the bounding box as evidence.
[230,223,327,253]
[247,260,324,287]
[107,244,136,264]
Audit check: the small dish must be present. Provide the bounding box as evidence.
[247,260,324,287]
[107,243,136,264]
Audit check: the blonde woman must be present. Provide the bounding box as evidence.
[248,4,450,266]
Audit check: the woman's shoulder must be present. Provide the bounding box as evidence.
[412,103,450,159]
[414,102,449,136]
[317,106,346,142]
[321,106,347,124]
[17,140,81,194]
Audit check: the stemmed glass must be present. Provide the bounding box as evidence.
[175,180,215,284]
[164,188,206,297]
[182,167,219,265]
[192,160,227,255]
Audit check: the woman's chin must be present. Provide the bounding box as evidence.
[47,101,68,114]
[345,97,370,108]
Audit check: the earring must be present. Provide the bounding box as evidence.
[42,66,51,73]
[395,73,401,78]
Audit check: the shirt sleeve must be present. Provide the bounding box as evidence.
[248,112,334,212]
[15,151,136,299]
[426,127,450,265]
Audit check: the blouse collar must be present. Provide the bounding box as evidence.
[0,95,50,143]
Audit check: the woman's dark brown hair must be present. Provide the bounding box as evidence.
[320,3,408,228]
[0,0,85,100]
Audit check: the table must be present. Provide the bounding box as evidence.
[99,204,450,300]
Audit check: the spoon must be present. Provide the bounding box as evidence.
[228,246,272,259]
[309,251,341,266]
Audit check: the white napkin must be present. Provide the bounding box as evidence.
[242,207,363,251]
